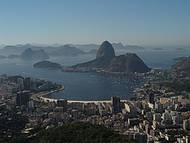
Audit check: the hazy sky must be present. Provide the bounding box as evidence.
[0,0,189,46]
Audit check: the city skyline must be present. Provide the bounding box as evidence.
[0,0,190,47]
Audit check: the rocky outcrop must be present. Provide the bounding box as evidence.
[96,41,115,59]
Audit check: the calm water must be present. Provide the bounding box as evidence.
[0,49,189,100]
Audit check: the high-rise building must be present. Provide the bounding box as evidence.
[134,132,147,143]
[17,78,24,91]
[16,91,31,106]
[28,100,34,109]
[155,101,164,113]
[24,77,31,90]
[111,96,121,113]
[183,119,190,131]
[57,99,68,111]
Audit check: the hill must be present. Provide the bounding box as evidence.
[21,48,49,60]
[107,53,150,73]
[171,57,190,78]
[30,123,133,143]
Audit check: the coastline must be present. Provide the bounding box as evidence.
[31,84,65,103]
[31,84,128,104]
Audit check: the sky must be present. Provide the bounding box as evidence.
[0,0,189,46]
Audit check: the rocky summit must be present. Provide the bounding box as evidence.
[72,41,115,69]
[96,41,115,59]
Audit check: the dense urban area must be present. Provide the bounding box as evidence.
[1,57,190,143]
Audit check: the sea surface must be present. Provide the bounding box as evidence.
[0,49,189,100]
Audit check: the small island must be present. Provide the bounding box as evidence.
[33,61,62,70]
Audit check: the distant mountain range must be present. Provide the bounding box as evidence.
[0,42,147,63]
[34,41,150,74]
[0,44,47,55]
[6,48,49,61]
[0,44,85,56]
[49,45,85,57]
[21,48,49,60]
[0,43,145,57]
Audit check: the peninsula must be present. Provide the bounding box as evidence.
[64,41,150,73]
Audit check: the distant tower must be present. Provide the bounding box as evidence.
[16,91,31,106]
[111,96,121,114]
[24,77,31,90]
[17,78,24,91]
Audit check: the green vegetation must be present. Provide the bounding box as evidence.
[0,106,28,143]
[30,122,134,143]
[162,80,190,93]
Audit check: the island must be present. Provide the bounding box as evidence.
[33,60,62,70]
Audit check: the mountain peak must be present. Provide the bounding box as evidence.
[96,41,115,59]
